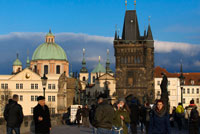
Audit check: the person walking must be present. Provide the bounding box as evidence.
[129,98,139,134]
[148,99,171,134]
[186,100,199,134]
[76,106,82,127]
[113,98,130,134]
[94,96,114,134]
[175,103,184,131]
[82,105,90,128]
[4,94,24,134]
[33,96,51,134]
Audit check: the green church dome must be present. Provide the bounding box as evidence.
[13,59,22,66]
[13,54,22,66]
[32,43,67,61]
[92,57,106,73]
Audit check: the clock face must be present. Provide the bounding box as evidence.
[25,73,30,79]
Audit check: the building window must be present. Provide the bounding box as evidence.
[197,88,199,94]
[48,96,51,102]
[20,84,23,89]
[183,98,185,104]
[20,95,23,101]
[52,108,55,114]
[192,88,194,94]
[183,88,185,94]
[44,65,48,74]
[48,84,51,89]
[31,96,34,101]
[35,84,38,89]
[31,84,34,89]
[34,65,37,73]
[56,65,60,74]
[197,98,199,104]
[187,88,190,94]
[168,81,170,86]
[52,96,55,102]
[35,96,38,101]
[52,84,55,89]
[157,81,160,85]
[16,84,19,89]
[1,84,4,89]
[93,76,95,83]
[83,77,86,81]
[1,95,4,101]
[5,84,8,89]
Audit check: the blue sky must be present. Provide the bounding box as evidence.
[0,0,200,74]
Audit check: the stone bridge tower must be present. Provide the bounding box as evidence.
[114,8,154,103]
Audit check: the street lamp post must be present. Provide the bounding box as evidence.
[41,74,48,97]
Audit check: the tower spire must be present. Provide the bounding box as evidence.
[147,16,153,40]
[26,49,30,68]
[80,48,88,73]
[115,24,118,40]
[106,49,113,73]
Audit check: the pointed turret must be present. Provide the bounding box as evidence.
[147,24,153,40]
[122,10,140,41]
[13,53,22,74]
[46,29,55,43]
[26,56,30,68]
[114,25,118,40]
[106,49,113,73]
[144,27,147,39]
[80,48,88,73]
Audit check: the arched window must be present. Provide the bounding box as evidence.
[83,77,86,81]
[44,65,48,74]
[56,65,60,74]
[93,76,95,83]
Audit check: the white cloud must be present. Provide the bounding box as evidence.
[194,61,200,67]
[155,40,200,56]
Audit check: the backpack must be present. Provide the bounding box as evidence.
[190,108,199,122]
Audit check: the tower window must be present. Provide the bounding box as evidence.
[83,77,86,81]
[56,65,60,74]
[34,65,37,73]
[44,65,48,74]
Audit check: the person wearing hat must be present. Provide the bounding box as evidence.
[33,96,51,134]
[113,98,130,134]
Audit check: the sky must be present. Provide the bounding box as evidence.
[0,0,200,74]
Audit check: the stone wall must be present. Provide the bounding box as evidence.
[0,114,62,134]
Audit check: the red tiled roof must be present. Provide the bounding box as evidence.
[154,66,200,85]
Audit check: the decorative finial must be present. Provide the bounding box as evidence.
[134,0,136,10]
[107,49,109,55]
[118,28,120,39]
[125,0,127,10]
[99,56,101,63]
[115,24,117,32]
[16,53,19,59]
[83,48,85,56]
[27,49,29,56]
[148,16,151,25]
[49,29,51,34]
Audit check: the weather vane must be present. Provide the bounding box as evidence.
[134,0,136,10]
[125,0,127,10]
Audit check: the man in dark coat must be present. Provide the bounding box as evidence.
[94,97,114,134]
[129,98,139,134]
[33,96,51,134]
[4,94,24,134]
[148,99,171,134]
[76,106,82,127]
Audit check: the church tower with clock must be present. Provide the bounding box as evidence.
[114,3,154,103]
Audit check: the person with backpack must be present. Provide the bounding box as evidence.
[148,99,171,134]
[4,94,24,134]
[175,103,184,131]
[186,100,199,134]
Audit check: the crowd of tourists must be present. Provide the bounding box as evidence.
[2,94,200,134]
